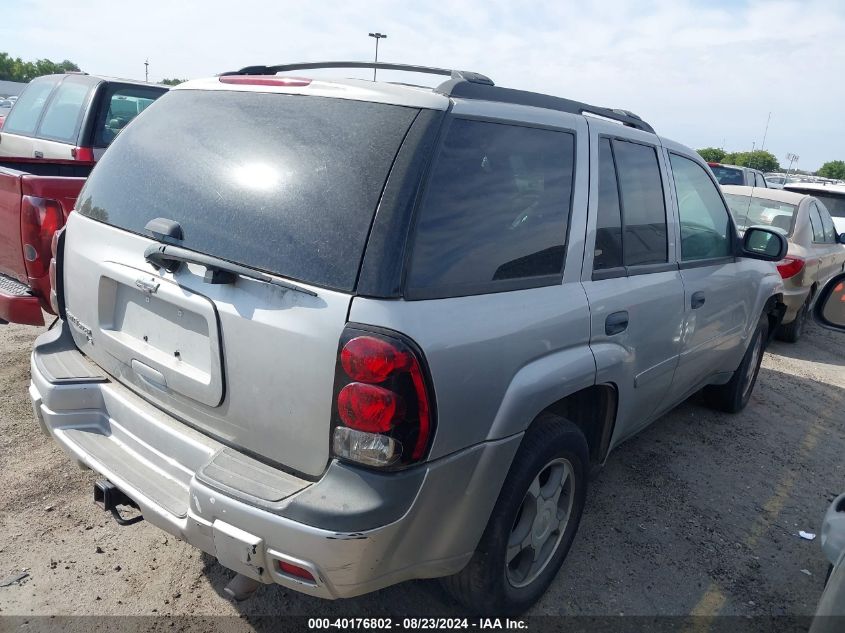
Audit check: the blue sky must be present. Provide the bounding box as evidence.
[2,0,843,169]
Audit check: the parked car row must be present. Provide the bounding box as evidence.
[2,62,844,617]
[723,186,845,342]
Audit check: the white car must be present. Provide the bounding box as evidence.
[785,183,845,234]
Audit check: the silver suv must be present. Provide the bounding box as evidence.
[30,62,788,615]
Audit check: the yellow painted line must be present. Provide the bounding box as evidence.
[685,383,842,628]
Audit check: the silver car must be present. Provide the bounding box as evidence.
[29,61,787,614]
[723,186,845,342]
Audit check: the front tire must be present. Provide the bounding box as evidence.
[441,414,588,616]
[704,315,768,413]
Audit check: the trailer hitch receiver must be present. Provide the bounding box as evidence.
[94,480,144,526]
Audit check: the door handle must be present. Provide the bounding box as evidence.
[605,311,629,336]
[33,150,44,159]
[691,291,706,309]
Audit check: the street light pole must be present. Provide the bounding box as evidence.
[761,111,772,151]
[144,58,149,82]
[368,32,387,81]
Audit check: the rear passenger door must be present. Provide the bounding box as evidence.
[583,125,686,442]
[815,202,844,280]
[665,152,753,400]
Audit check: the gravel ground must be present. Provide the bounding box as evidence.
[0,318,843,621]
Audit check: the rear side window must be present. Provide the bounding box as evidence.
[2,77,60,136]
[78,90,418,291]
[593,138,623,271]
[406,118,575,298]
[613,140,668,266]
[93,85,167,147]
[37,77,91,143]
[669,154,732,261]
[817,203,837,243]
[808,203,826,243]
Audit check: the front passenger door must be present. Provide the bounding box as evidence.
[667,153,756,401]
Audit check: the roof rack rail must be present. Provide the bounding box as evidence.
[436,79,654,133]
[219,61,495,86]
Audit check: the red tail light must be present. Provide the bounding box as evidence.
[70,146,95,162]
[331,328,435,468]
[776,256,804,280]
[21,196,63,279]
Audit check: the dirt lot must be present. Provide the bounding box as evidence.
[0,318,843,621]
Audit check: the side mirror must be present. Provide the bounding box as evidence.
[838,233,845,245]
[741,226,788,262]
[812,272,845,332]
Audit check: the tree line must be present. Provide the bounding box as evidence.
[697,147,845,179]
[0,52,80,82]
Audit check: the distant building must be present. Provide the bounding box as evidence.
[0,80,27,97]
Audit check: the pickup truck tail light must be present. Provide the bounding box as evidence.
[331,326,435,469]
[71,147,95,162]
[776,256,805,280]
[21,196,64,280]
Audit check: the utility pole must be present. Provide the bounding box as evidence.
[368,32,387,81]
[144,58,149,82]
[761,112,772,151]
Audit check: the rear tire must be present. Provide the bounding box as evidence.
[776,299,807,343]
[704,315,768,413]
[441,414,588,616]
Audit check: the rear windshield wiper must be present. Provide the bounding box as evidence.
[144,244,318,297]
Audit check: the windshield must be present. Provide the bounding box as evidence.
[710,165,744,186]
[77,89,419,291]
[724,193,798,234]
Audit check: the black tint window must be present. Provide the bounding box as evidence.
[94,85,167,147]
[37,78,90,143]
[614,140,667,266]
[710,166,744,186]
[593,138,623,271]
[78,90,418,291]
[2,77,60,136]
[407,119,574,297]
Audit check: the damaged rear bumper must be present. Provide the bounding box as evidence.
[29,323,521,599]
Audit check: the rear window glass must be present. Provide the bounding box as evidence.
[2,77,60,136]
[37,77,91,143]
[795,191,845,219]
[724,193,797,234]
[77,90,418,291]
[406,118,575,298]
[710,165,745,186]
[93,85,167,147]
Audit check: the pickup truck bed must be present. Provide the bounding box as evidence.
[0,158,92,325]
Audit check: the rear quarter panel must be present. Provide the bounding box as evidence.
[349,283,594,459]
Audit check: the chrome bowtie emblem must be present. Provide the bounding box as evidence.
[135,277,160,294]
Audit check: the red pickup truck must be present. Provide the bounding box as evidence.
[0,157,92,325]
